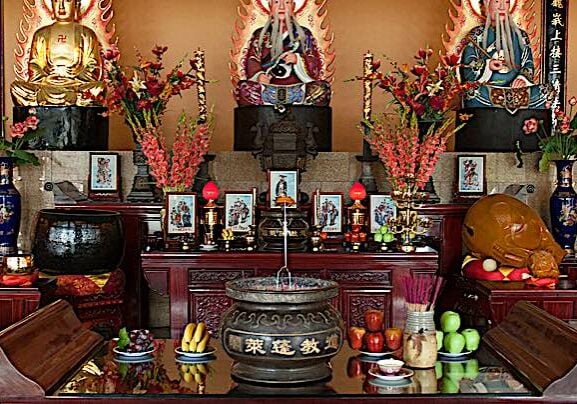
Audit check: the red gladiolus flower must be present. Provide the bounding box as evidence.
[411,65,428,76]
[522,118,539,135]
[441,53,460,67]
[152,45,168,58]
[137,99,152,110]
[145,78,165,97]
[102,45,120,62]
[429,96,445,111]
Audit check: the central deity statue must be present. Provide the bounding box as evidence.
[10,0,104,107]
[459,0,551,113]
[234,0,331,107]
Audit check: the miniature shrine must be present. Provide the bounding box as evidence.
[1,0,577,401]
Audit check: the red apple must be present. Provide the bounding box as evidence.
[347,357,363,379]
[384,327,403,350]
[365,332,385,353]
[348,326,366,350]
[364,309,384,332]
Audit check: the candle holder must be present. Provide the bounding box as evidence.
[200,181,222,250]
[345,182,368,252]
[388,180,431,253]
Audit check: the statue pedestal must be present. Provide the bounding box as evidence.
[13,106,108,151]
[234,106,331,150]
[456,107,551,152]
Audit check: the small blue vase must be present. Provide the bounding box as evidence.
[550,160,577,253]
[0,158,21,255]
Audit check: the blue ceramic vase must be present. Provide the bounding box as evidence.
[550,160,577,253]
[0,158,21,255]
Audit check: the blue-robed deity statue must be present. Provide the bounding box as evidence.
[460,0,552,113]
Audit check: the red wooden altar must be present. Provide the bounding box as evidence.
[141,251,438,337]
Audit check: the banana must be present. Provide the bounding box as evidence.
[194,372,204,384]
[189,364,199,375]
[193,323,206,343]
[196,332,210,353]
[183,323,196,342]
[183,372,193,383]
[196,363,208,375]
[189,339,198,352]
[181,340,190,352]
[180,364,189,373]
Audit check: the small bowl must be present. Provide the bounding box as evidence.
[377,358,404,374]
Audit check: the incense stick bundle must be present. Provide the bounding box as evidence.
[401,274,445,312]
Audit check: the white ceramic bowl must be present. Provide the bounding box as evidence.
[377,358,404,374]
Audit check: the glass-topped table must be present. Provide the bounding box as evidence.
[55,340,536,400]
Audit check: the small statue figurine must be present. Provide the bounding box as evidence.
[234,0,331,107]
[462,194,566,288]
[11,0,105,106]
[459,0,552,113]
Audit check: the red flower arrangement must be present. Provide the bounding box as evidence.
[0,111,42,166]
[98,44,213,191]
[363,48,472,196]
[522,96,577,172]
[365,48,472,122]
[139,113,212,192]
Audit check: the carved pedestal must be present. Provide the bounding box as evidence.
[13,106,109,150]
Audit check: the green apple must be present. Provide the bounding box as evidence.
[444,362,465,382]
[436,330,444,351]
[443,332,466,354]
[440,377,459,394]
[464,359,479,380]
[382,232,395,243]
[440,311,461,333]
[461,328,481,351]
[435,361,443,380]
[379,225,389,234]
[374,232,383,242]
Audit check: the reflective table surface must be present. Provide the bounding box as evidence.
[56,340,535,399]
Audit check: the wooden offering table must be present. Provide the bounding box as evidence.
[141,251,438,338]
[4,299,577,402]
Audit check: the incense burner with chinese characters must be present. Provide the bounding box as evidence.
[220,276,343,384]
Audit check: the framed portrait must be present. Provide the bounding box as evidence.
[313,192,343,233]
[268,170,299,208]
[224,191,255,232]
[88,152,121,201]
[369,194,396,234]
[164,192,197,236]
[454,155,486,202]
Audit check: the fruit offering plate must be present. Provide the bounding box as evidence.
[368,377,413,389]
[438,350,472,361]
[113,346,156,357]
[113,354,155,363]
[358,349,395,358]
[175,346,217,359]
[368,367,414,382]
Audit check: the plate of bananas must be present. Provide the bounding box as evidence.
[175,322,215,359]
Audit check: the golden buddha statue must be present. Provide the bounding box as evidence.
[10,0,104,107]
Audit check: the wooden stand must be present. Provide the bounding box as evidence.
[484,301,577,399]
[0,300,103,400]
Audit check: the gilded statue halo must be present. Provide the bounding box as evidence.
[443,0,541,80]
[14,0,116,82]
[230,0,335,89]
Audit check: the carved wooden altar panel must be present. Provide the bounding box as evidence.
[0,288,40,330]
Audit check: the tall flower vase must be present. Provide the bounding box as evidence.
[417,120,440,204]
[0,158,21,255]
[550,160,577,254]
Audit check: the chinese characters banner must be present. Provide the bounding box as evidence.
[544,0,568,108]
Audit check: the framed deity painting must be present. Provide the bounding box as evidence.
[88,153,121,201]
[224,191,255,233]
[313,192,343,233]
[369,194,396,234]
[454,155,487,202]
[268,170,299,208]
[164,192,197,237]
